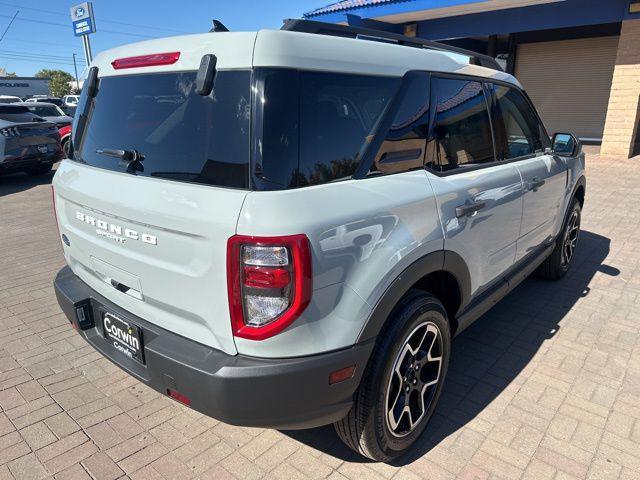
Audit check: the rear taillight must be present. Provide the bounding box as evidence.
[111,51,180,70]
[227,234,312,340]
[1,126,20,137]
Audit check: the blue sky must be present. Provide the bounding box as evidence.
[0,0,327,77]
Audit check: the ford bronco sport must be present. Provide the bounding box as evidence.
[53,20,586,461]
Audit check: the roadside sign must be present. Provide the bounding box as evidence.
[70,2,96,37]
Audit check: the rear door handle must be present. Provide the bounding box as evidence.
[455,201,486,218]
[528,177,546,191]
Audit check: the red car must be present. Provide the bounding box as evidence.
[59,124,72,158]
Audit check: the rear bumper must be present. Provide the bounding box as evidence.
[54,266,373,429]
[0,152,63,172]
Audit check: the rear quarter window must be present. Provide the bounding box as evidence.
[253,69,400,190]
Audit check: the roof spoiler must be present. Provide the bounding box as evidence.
[210,20,229,33]
[281,19,503,72]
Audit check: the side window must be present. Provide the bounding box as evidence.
[429,78,495,172]
[369,72,430,175]
[490,84,544,160]
[299,72,399,186]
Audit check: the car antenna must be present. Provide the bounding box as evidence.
[210,20,229,32]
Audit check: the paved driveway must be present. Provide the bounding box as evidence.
[1,154,639,480]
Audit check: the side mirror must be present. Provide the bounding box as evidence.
[552,132,581,157]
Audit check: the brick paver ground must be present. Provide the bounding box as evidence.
[1,153,639,479]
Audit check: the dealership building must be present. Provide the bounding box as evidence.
[305,0,640,158]
[0,76,50,99]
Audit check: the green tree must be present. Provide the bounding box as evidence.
[35,69,75,97]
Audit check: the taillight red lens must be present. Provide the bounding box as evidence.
[111,51,180,70]
[227,234,312,340]
[243,266,291,289]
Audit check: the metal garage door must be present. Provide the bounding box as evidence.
[515,36,619,141]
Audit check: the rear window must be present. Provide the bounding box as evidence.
[74,71,251,189]
[253,69,400,189]
[0,97,21,104]
[0,105,42,122]
[27,105,64,117]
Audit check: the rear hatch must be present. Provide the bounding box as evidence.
[53,33,256,354]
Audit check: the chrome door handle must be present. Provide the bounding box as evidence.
[528,177,546,191]
[455,201,486,218]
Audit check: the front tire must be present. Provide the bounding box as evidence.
[536,198,581,280]
[334,290,451,461]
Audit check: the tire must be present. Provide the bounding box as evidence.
[26,163,53,176]
[536,198,581,280]
[334,290,451,461]
[62,138,71,158]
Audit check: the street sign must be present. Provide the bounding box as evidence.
[70,2,96,37]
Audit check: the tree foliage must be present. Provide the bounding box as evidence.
[35,69,75,97]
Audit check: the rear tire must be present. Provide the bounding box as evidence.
[26,163,53,176]
[536,198,581,280]
[334,290,451,461]
[62,138,71,158]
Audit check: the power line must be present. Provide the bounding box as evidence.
[0,52,76,63]
[0,55,76,66]
[0,1,190,35]
[2,37,79,49]
[0,49,84,62]
[0,9,18,43]
[0,13,160,39]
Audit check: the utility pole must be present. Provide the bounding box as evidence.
[72,53,80,92]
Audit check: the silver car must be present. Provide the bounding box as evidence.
[52,20,586,462]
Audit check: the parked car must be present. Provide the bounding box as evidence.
[0,95,22,104]
[59,124,72,158]
[0,104,63,176]
[63,95,80,108]
[24,96,65,108]
[52,21,586,462]
[20,102,73,128]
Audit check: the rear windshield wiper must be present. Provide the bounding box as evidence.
[96,148,145,174]
[96,148,145,163]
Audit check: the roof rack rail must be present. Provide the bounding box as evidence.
[281,19,503,72]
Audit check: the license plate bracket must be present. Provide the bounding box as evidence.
[101,310,145,364]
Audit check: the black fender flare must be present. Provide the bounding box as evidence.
[571,175,586,206]
[357,250,471,342]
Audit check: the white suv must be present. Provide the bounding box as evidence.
[53,20,586,461]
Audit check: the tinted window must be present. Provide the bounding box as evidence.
[298,72,399,186]
[490,84,544,159]
[42,98,64,107]
[75,71,251,189]
[27,105,64,117]
[0,105,42,122]
[252,69,300,190]
[255,70,399,189]
[370,72,430,175]
[430,78,494,171]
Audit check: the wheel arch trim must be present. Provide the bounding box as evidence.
[357,250,471,342]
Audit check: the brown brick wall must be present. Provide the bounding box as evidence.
[601,19,640,158]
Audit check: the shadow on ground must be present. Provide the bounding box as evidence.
[0,166,56,197]
[283,230,619,464]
